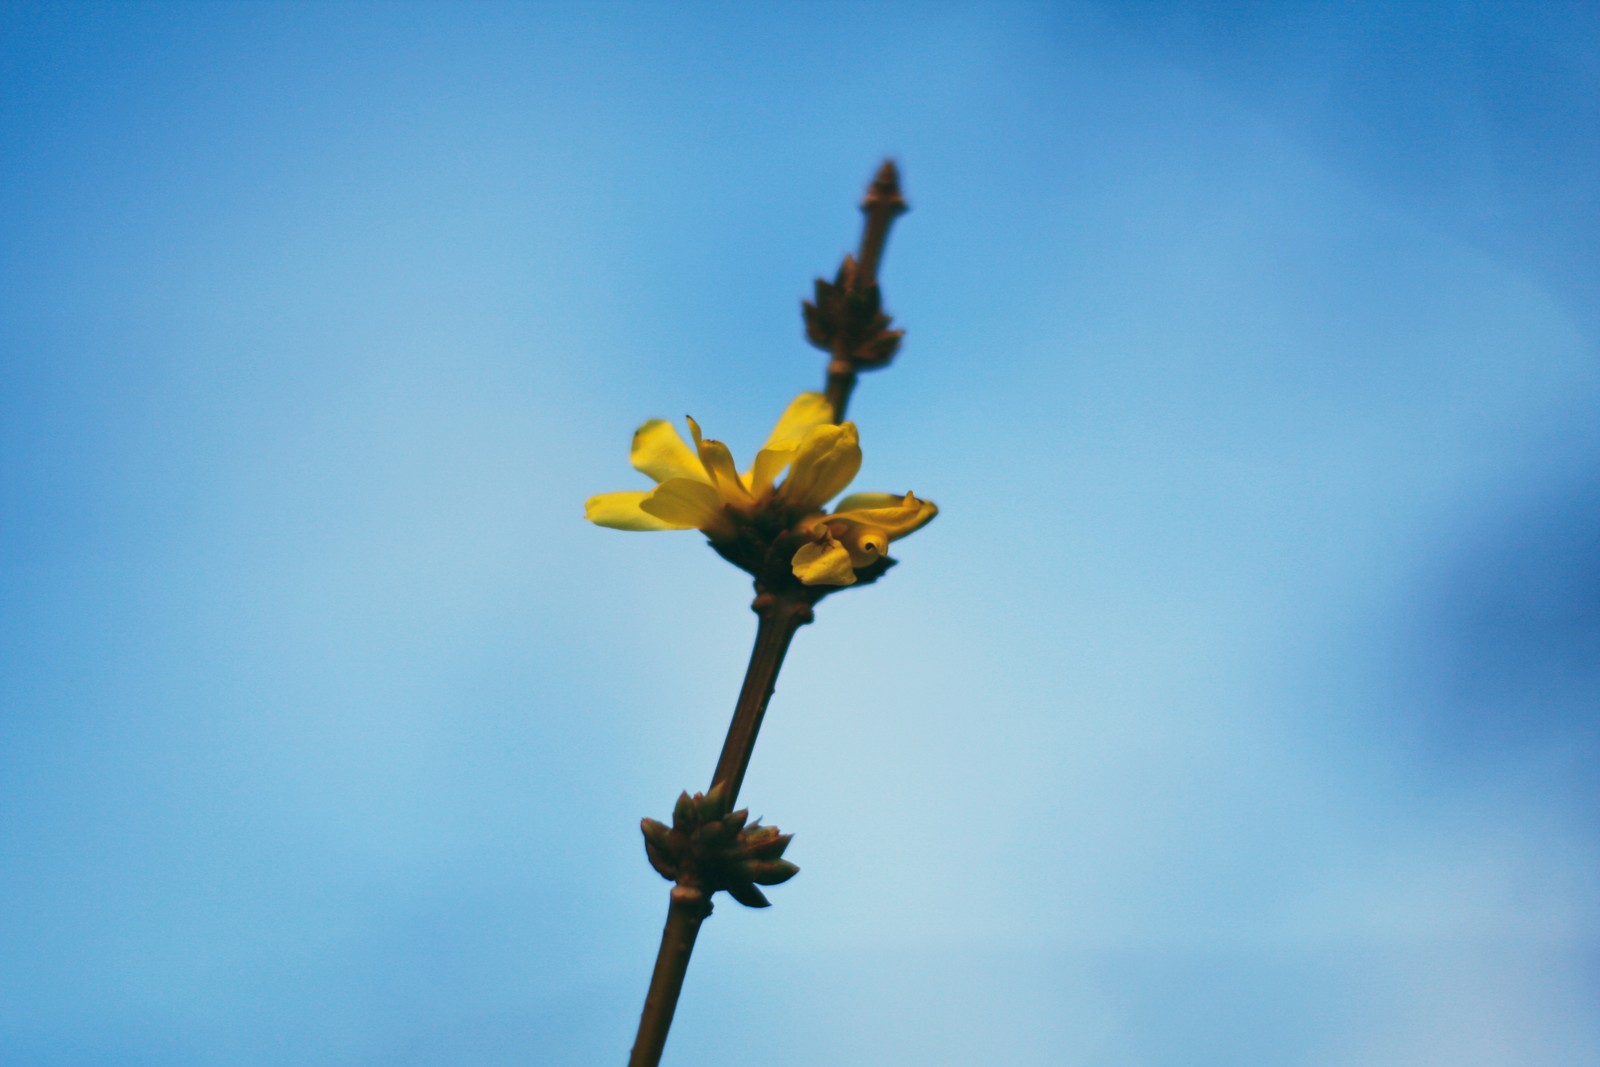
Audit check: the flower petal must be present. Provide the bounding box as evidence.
[746,446,796,498]
[790,534,857,586]
[839,525,889,567]
[761,392,835,451]
[778,422,862,511]
[631,419,710,484]
[694,436,756,508]
[585,491,688,531]
[832,492,900,512]
[740,394,836,495]
[828,491,938,539]
[639,477,728,533]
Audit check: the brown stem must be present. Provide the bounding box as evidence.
[824,354,857,426]
[629,163,895,1065]
[627,594,812,1065]
[627,888,712,1067]
[856,159,907,288]
[825,161,908,423]
[711,594,812,802]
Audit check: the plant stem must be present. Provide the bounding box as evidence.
[711,595,811,803]
[856,159,906,290]
[627,888,711,1067]
[825,161,907,423]
[627,594,812,1066]
[824,351,858,426]
[628,161,903,1065]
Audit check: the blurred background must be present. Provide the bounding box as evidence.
[3,2,1597,1063]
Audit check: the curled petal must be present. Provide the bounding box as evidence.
[839,525,889,568]
[585,491,689,531]
[779,422,861,511]
[639,478,729,534]
[631,419,710,485]
[829,491,938,539]
[790,534,857,586]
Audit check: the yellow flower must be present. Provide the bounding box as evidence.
[788,490,938,586]
[585,392,936,587]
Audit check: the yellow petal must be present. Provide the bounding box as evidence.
[741,393,834,493]
[584,491,689,531]
[746,446,796,498]
[639,477,729,534]
[778,422,861,511]
[761,392,835,451]
[631,419,710,485]
[790,535,857,586]
[833,492,901,512]
[839,525,889,567]
[827,491,938,539]
[695,436,756,508]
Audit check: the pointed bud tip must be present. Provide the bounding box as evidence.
[724,882,772,908]
[863,160,907,214]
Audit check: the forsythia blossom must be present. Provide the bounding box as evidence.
[585,392,935,587]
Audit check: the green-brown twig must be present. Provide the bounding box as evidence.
[627,162,908,1066]
[627,887,711,1067]
[711,594,813,802]
[627,595,811,1066]
[823,161,908,422]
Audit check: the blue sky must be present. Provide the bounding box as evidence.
[2,2,1597,1064]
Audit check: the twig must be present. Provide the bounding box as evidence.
[627,888,712,1067]
[627,595,812,1066]
[823,161,907,422]
[711,594,813,801]
[856,159,908,289]
[627,162,909,1065]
